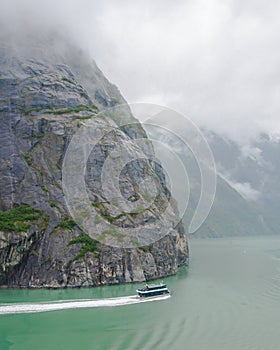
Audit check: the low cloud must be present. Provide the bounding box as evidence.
[1,0,280,144]
[218,172,260,201]
[240,145,263,165]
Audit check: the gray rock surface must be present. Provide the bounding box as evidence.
[0,43,188,288]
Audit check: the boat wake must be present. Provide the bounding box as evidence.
[0,294,171,315]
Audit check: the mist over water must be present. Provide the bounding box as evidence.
[1,237,279,350]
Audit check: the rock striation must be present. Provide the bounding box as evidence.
[0,42,188,288]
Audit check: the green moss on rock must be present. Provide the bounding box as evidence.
[68,233,99,261]
[56,218,76,230]
[0,205,42,232]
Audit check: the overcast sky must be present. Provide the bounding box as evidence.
[1,0,280,143]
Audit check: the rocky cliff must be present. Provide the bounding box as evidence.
[0,43,188,288]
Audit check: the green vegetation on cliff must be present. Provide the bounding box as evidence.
[0,205,42,232]
[68,233,99,261]
[92,201,126,223]
[56,218,76,230]
[25,104,98,116]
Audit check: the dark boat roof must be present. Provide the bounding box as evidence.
[137,283,167,292]
[146,284,166,289]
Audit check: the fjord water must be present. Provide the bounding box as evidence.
[0,237,280,350]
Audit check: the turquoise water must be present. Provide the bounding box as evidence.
[0,237,280,350]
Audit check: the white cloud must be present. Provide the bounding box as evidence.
[218,172,260,201]
[240,145,263,165]
[1,0,280,144]
[228,180,260,201]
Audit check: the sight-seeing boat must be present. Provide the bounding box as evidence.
[136,282,171,298]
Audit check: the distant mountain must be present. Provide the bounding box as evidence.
[145,125,278,237]
[185,174,274,238]
[181,139,273,238]
[202,131,280,236]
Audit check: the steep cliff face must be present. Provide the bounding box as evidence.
[0,44,188,288]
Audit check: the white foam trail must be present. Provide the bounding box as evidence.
[0,294,171,315]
